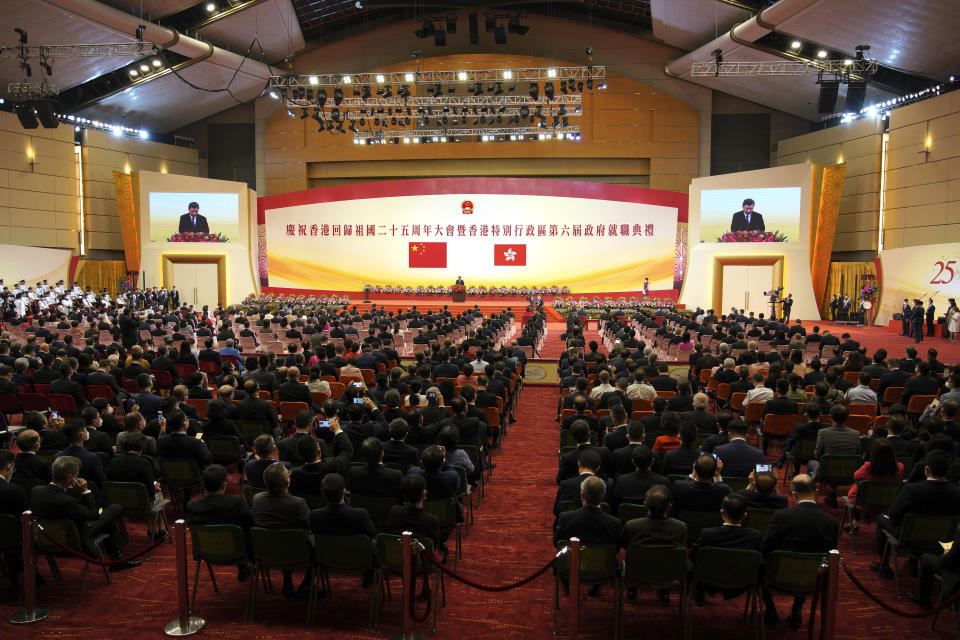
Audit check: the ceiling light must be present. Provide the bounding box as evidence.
[405,73,415,82]
[790,40,802,49]
[308,75,318,85]
[547,68,557,78]
[502,70,512,79]
[342,75,352,84]
[139,130,149,139]
[375,74,385,83]
[269,90,279,99]
[817,50,828,58]
[151,59,162,67]
[458,71,468,81]
[205,2,215,11]
[139,64,149,72]
[129,69,138,76]
[843,59,853,65]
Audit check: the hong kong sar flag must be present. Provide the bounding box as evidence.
[494,243,527,266]
[409,242,447,268]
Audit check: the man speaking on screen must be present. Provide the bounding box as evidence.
[178,201,210,234]
[730,198,765,232]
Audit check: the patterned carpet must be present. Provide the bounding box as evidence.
[1,386,955,638]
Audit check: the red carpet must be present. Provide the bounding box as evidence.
[810,320,960,363]
[1,388,954,638]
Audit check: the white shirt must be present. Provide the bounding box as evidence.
[745,385,774,404]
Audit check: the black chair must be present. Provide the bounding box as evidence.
[554,539,621,638]
[248,527,314,621]
[424,497,462,571]
[204,435,245,474]
[743,508,777,535]
[617,502,647,526]
[678,510,723,545]
[838,481,902,553]
[349,494,398,532]
[158,458,202,512]
[688,547,763,639]
[188,524,248,614]
[311,534,377,626]
[880,513,960,598]
[101,481,170,544]
[33,518,111,606]
[765,550,828,619]
[618,544,687,640]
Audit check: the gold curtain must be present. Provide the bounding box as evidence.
[821,261,876,317]
[809,163,846,307]
[74,260,128,296]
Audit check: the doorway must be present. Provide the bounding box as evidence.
[721,265,775,316]
[161,254,227,308]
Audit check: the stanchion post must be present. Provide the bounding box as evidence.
[821,550,839,640]
[568,537,580,640]
[164,519,205,636]
[390,531,427,640]
[9,510,51,624]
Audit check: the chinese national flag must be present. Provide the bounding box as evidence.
[494,243,527,266]
[408,242,447,268]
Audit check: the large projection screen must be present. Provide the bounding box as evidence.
[257,178,686,293]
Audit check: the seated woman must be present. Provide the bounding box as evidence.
[845,438,903,529]
[456,363,478,387]
[306,365,331,395]
[203,398,243,440]
[677,332,695,350]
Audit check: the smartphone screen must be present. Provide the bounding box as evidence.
[195,432,203,439]
[317,419,330,429]
[712,453,718,460]
[428,392,437,399]
[51,411,59,420]
[353,397,364,404]
[157,411,164,421]
[352,381,363,388]
[756,464,772,473]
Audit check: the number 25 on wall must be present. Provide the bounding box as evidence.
[931,260,957,285]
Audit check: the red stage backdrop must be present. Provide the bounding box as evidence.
[257,178,687,294]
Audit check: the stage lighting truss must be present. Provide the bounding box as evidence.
[7,82,58,99]
[289,94,581,116]
[354,126,581,145]
[0,42,151,61]
[272,66,604,91]
[690,59,878,78]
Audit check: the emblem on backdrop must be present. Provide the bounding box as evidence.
[461,200,474,215]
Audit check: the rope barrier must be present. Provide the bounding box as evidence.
[36,523,167,567]
[841,559,960,618]
[416,545,566,591]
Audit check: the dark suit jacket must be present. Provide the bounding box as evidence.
[0,477,28,517]
[178,213,210,234]
[554,472,612,515]
[661,444,701,475]
[349,464,403,498]
[736,489,789,511]
[714,439,766,478]
[680,409,719,434]
[382,440,421,469]
[557,444,613,482]
[730,211,765,232]
[611,469,669,510]
[761,502,838,555]
[554,505,622,546]
[690,523,762,561]
[671,478,731,514]
[236,396,278,429]
[277,380,315,407]
[106,452,156,499]
[289,439,353,497]
[310,502,376,538]
[49,376,87,411]
[185,494,253,533]
[886,479,960,526]
[387,505,442,548]
[14,452,52,481]
[622,516,686,548]
[251,491,310,530]
[55,444,105,484]
[134,391,163,417]
[157,432,212,468]
[699,432,729,454]
[902,374,942,406]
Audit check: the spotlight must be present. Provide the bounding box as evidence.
[560,80,568,94]
[308,75,318,85]
[711,48,722,76]
[544,82,554,100]
[494,24,506,44]
[269,90,279,99]
[503,70,513,79]
[361,85,370,100]
[140,64,149,72]
[473,82,483,95]
[342,75,352,83]
[790,40,802,49]
[300,108,309,119]
[494,82,503,95]
[520,105,530,120]
[151,58,162,67]
[508,17,529,35]
[817,50,828,58]
[405,73,415,82]
[129,69,138,76]
[205,2,216,12]
[458,71,468,81]
[528,82,538,100]
[333,87,343,106]
[383,85,393,98]
[318,88,327,108]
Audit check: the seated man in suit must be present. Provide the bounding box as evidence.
[806,405,860,490]
[621,483,686,603]
[554,474,621,597]
[557,420,612,482]
[610,445,669,514]
[714,419,765,479]
[761,474,838,629]
[909,522,960,609]
[689,493,762,605]
[388,473,443,552]
[554,449,610,518]
[245,434,290,489]
[680,393,718,434]
[278,409,320,466]
[310,472,376,538]
[289,424,353,497]
[185,464,254,581]
[737,469,789,510]
[251,462,311,597]
[157,410,212,477]
[661,422,700,476]
[105,432,158,502]
[349,437,403,499]
[872,450,960,578]
[774,404,829,468]
[30,456,140,570]
[381,418,421,470]
[671,454,731,516]
[54,420,106,485]
[608,418,646,476]
[13,429,52,482]
[0,450,27,518]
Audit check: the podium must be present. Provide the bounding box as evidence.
[451,284,466,303]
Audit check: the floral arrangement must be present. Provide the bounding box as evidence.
[859,283,878,301]
[717,230,788,243]
[361,284,570,297]
[553,296,675,311]
[451,284,466,294]
[117,274,136,294]
[239,293,352,311]
[167,231,230,243]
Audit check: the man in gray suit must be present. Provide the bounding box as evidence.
[806,405,859,490]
